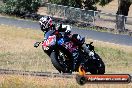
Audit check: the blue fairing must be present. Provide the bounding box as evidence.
[58,38,65,45]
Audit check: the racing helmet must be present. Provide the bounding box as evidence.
[39,16,52,31]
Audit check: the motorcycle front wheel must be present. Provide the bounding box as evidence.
[50,48,72,73]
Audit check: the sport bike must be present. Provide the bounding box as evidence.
[34,31,105,74]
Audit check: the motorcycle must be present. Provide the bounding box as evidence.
[34,31,105,74]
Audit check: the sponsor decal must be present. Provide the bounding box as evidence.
[76,65,131,85]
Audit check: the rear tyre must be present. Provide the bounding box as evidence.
[88,53,105,74]
[94,53,105,74]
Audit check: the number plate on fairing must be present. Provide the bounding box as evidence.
[42,35,56,47]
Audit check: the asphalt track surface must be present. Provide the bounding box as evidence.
[0,16,132,46]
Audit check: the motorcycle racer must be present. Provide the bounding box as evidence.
[38,16,93,71]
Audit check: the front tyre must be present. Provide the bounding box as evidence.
[50,50,72,73]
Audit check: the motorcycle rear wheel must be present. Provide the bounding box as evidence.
[88,53,105,74]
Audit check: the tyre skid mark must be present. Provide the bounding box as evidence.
[0,69,75,78]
